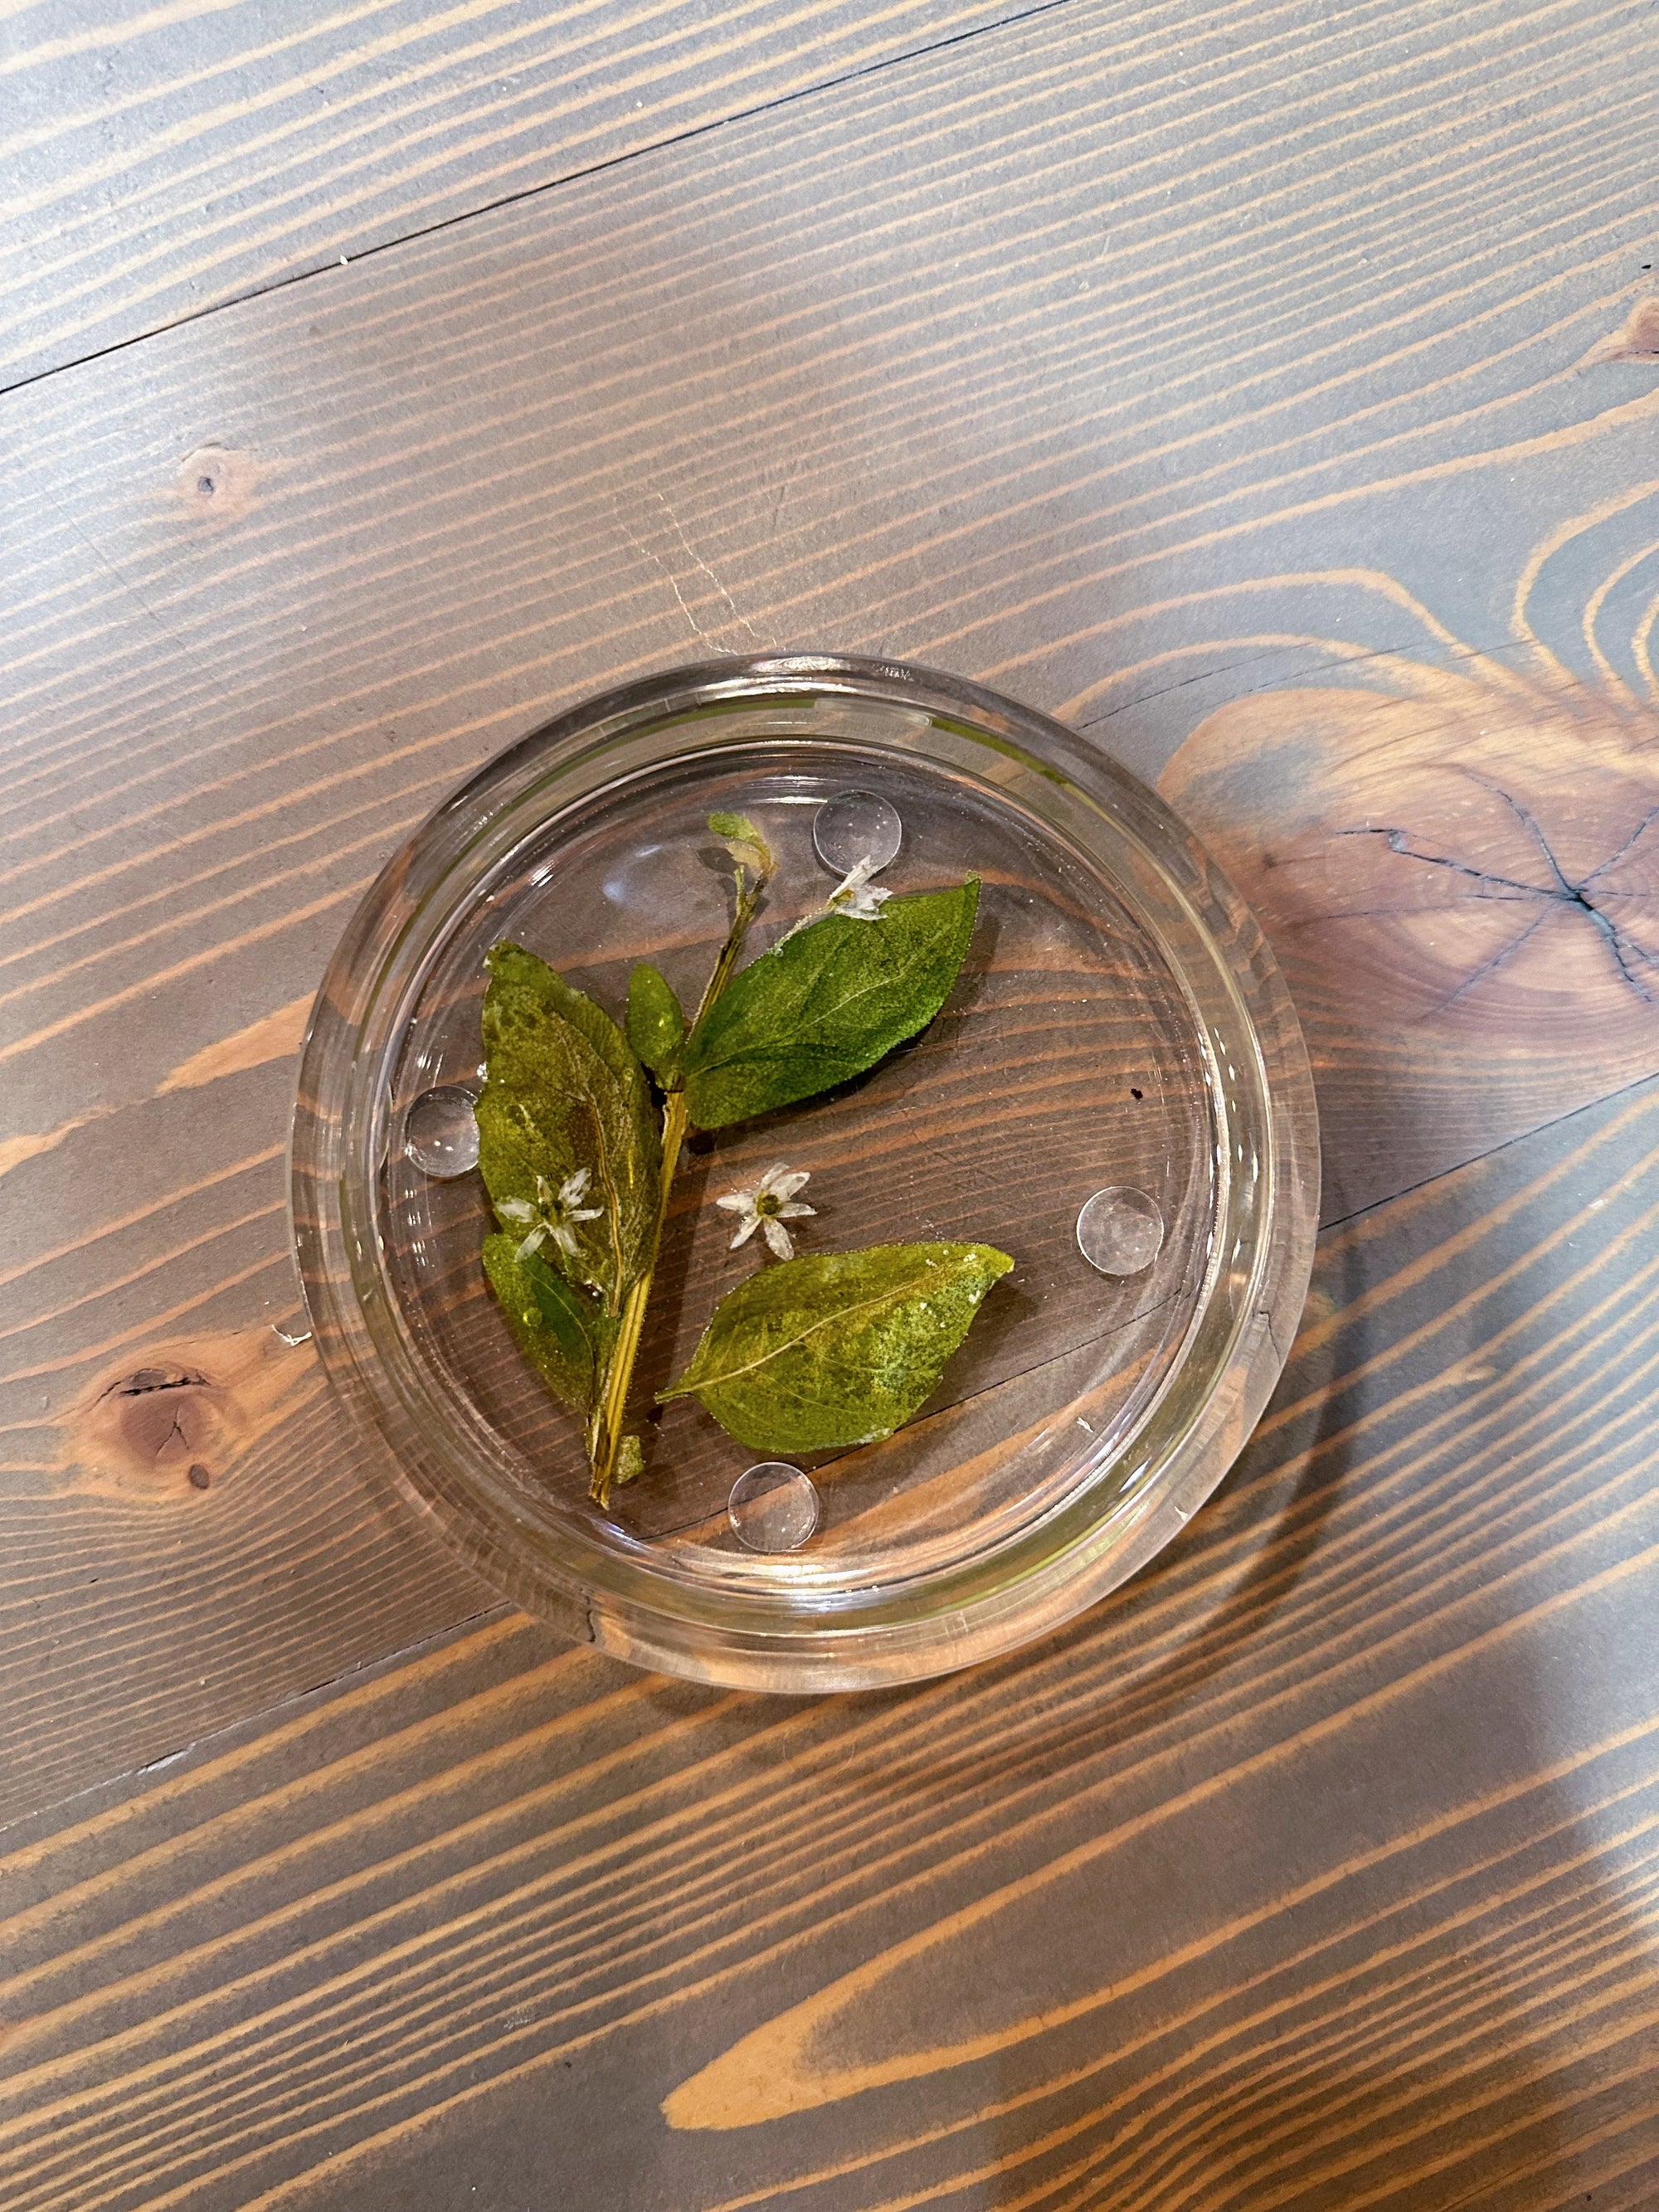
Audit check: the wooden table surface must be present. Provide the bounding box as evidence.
[4,3,1659,2205]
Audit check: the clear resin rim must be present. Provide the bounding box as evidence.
[291,654,1318,1691]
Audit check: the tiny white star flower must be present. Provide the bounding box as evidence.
[826,854,891,921]
[772,853,895,950]
[497,1167,602,1262]
[715,1162,815,1260]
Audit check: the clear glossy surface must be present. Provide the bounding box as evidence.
[729,1465,821,1552]
[1077,1185,1165,1276]
[401,1085,480,1179]
[813,787,902,874]
[293,655,1318,1691]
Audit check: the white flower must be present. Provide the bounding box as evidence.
[715,1162,815,1260]
[772,855,893,950]
[826,855,891,921]
[495,1167,603,1262]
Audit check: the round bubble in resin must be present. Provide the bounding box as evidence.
[728,1463,821,1551]
[402,1086,480,1179]
[1076,1185,1165,1276]
[813,789,902,874]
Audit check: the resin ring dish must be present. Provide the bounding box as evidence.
[292,654,1318,1692]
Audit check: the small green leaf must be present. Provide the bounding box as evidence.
[681,878,980,1130]
[521,1251,601,1377]
[482,1233,613,1412]
[478,943,661,1311]
[707,809,774,879]
[626,962,684,1081]
[706,810,761,843]
[659,1240,1012,1454]
[614,1434,645,1489]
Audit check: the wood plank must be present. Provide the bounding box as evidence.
[1160,645,1659,1222]
[5,1068,1658,2211]
[2,0,1657,1816]
[0,0,1029,386]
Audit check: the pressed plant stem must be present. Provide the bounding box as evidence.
[588,866,769,1505]
[589,1090,688,1501]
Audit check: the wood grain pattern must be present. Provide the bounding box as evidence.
[4,0,1656,1185]
[0,0,1030,386]
[5,0,1659,2197]
[1160,620,1659,1221]
[2,0,1655,1829]
[6,1071,1659,2210]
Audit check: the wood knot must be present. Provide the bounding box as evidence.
[172,444,264,526]
[1579,295,1659,366]
[63,1327,319,1500]
[113,1366,208,1394]
[100,1366,221,1482]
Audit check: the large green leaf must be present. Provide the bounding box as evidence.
[477,942,661,1312]
[481,1233,614,1412]
[659,1240,1012,1454]
[680,879,979,1130]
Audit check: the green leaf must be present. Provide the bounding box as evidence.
[626,961,684,1081]
[614,1433,645,1489]
[522,1251,603,1377]
[482,1233,614,1412]
[706,810,762,843]
[659,1240,1012,1454]
[707,809,774,879]
[680,878,980,1130]
[477,942,662,1311]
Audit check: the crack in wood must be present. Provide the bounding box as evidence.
[1340,805,1659,1004]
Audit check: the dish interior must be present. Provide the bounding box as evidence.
[377,731,1219,1594]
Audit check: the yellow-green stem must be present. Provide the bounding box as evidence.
[587,864,769,1504]
[589,1087,688,1502]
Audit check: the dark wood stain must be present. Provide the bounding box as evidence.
[2,0,1658,2204]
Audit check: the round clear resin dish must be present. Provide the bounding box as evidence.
[292,654,1317,1692]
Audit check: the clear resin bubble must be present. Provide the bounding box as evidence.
[1077,1185,1165,1276]
[403,1086,480,1179]
[729,1463,821,1551]
[814,789,902,874]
